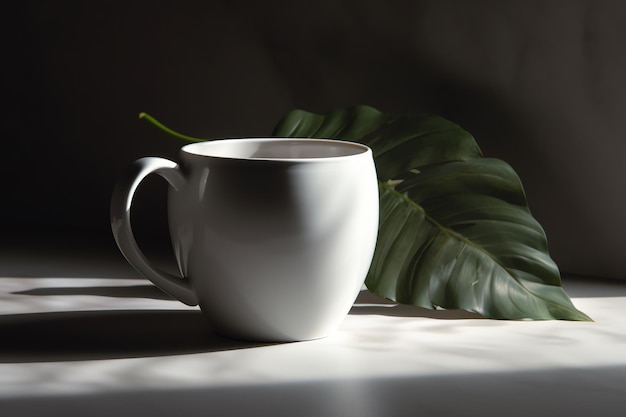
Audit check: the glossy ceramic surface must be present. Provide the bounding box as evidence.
[111,138,379,342]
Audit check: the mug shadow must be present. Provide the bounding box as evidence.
[12,284,174,300]
[2,283,480,365]
[0,309,276,364]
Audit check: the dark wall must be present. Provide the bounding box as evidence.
[3,1,625,279]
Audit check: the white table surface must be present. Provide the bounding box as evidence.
[1,248,625,416]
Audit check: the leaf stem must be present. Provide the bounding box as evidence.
[138,112,205,142]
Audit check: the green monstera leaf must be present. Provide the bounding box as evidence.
[272,105,590,321]
[140,106,590,320]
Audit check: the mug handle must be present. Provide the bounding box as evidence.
[110,157,198,306]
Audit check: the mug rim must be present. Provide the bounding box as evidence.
[180,137,371,162]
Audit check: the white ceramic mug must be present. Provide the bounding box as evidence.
[110,138,379,342]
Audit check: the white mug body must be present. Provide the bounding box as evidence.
[112,138,379,342]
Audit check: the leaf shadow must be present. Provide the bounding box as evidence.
[350,290,485,320]
[0,309,276,363]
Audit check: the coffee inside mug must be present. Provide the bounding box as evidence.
[182,138,369,160]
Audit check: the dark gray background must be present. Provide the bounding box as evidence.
[2,1,625,279]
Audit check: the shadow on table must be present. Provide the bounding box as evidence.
[2,366,625,417]
[350,290,485,319]
[12,282,485,320]
[2,279,483,365]
[0,310,275,363]
[13,284,174,300]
